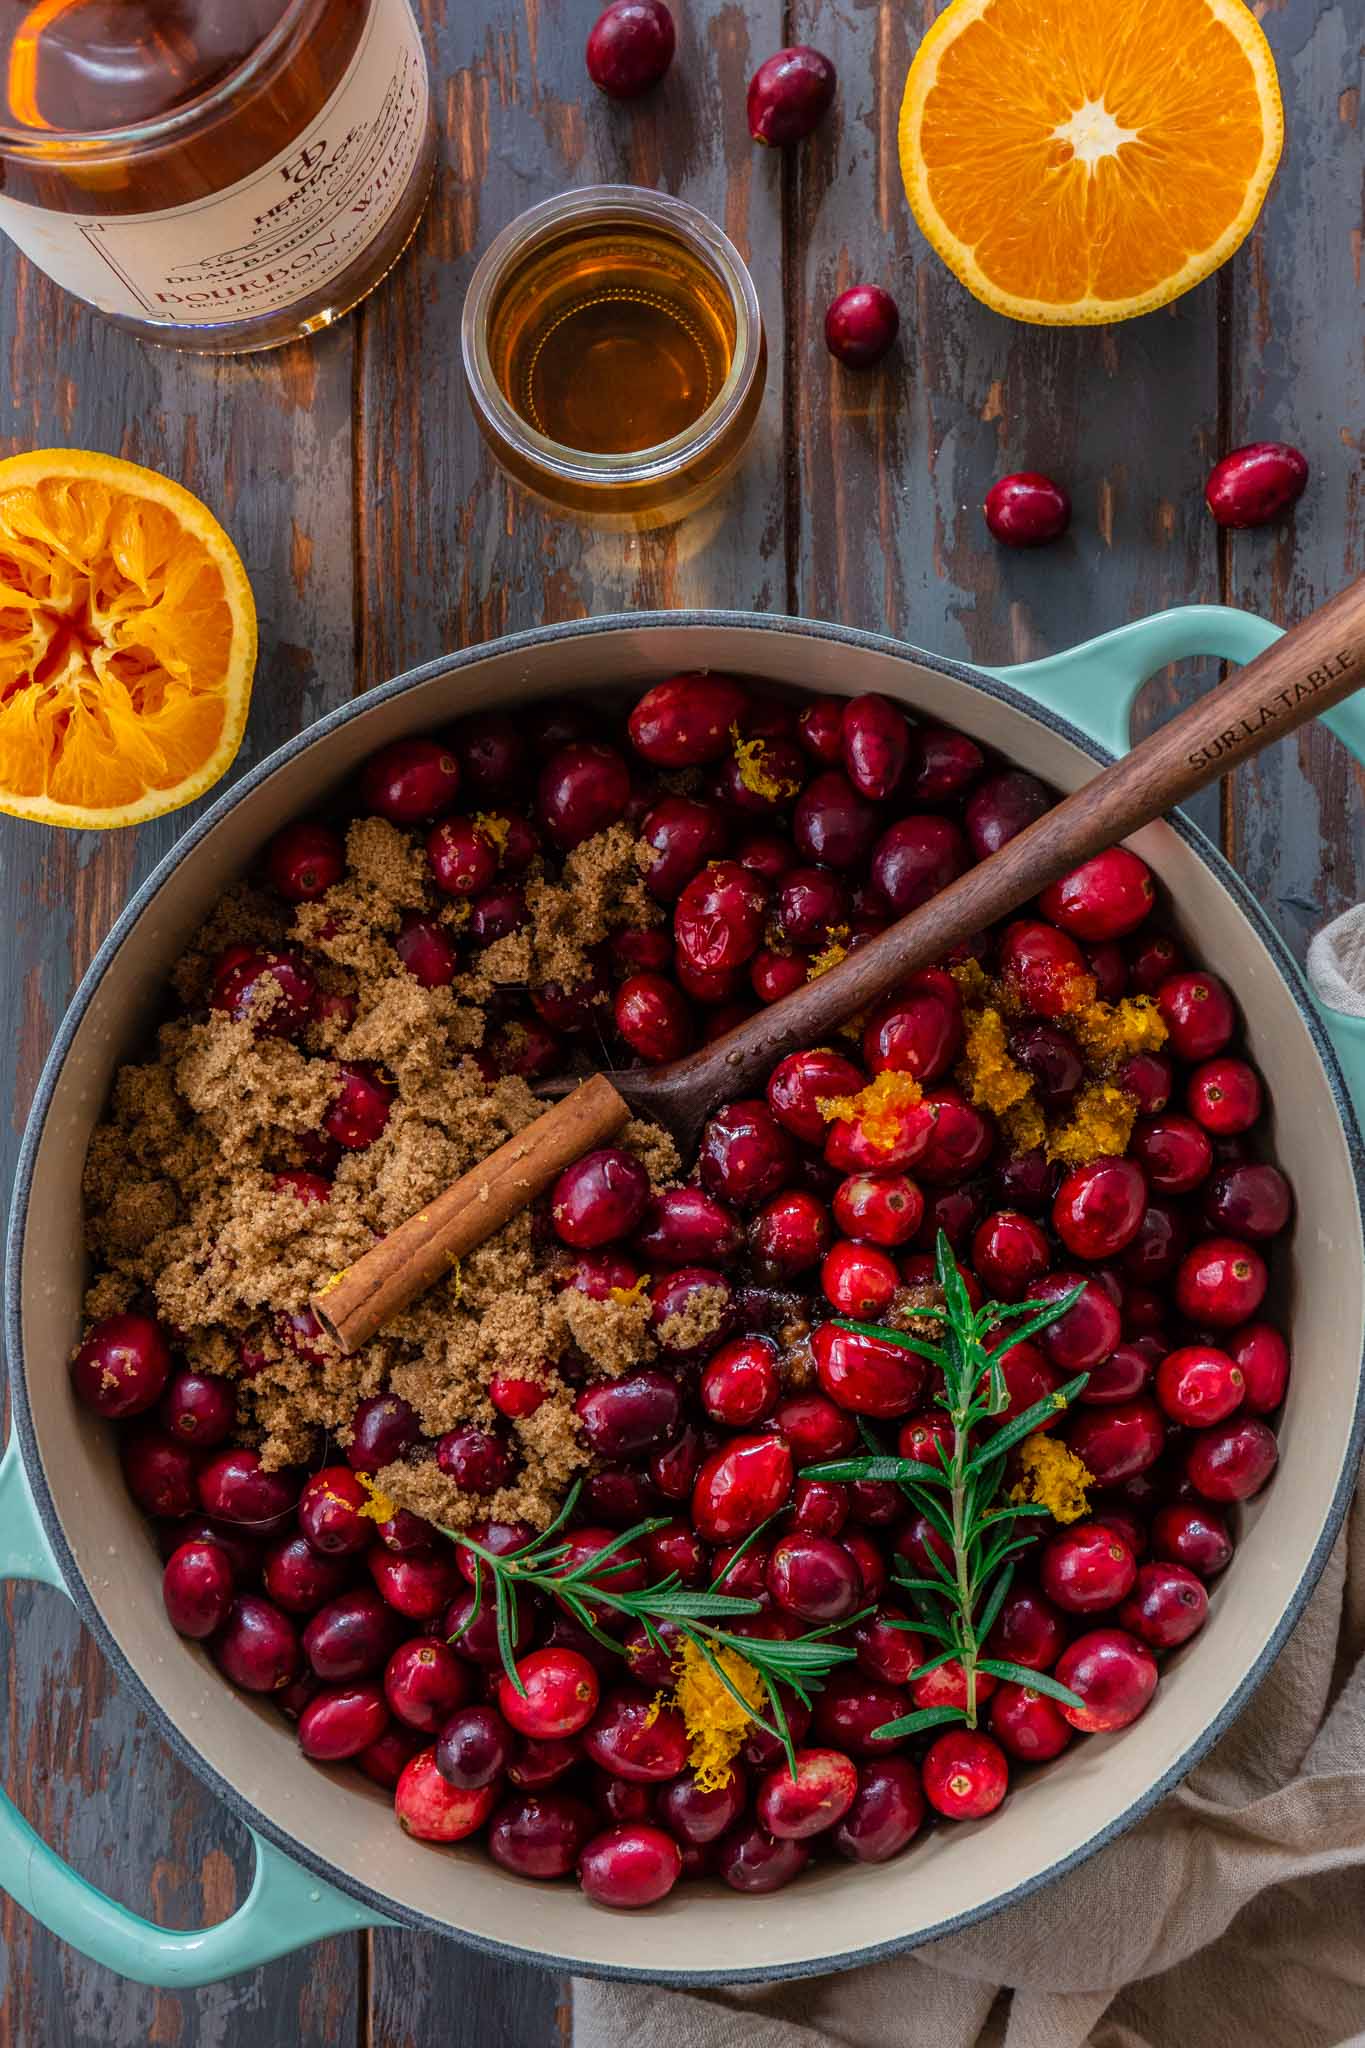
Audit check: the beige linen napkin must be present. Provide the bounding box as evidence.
[574,911,1365,2048]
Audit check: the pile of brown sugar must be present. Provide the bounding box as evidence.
[81,812,677,1533]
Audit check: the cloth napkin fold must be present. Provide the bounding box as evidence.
[574,908,1365,2048]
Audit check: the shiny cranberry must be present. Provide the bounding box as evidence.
[380,1507,441,1556]
[648,1423,703,1502]
[424,817,496,901]
[921,1729,1009,1819]
[654,1769,743,1847]
[750,948,807,1003]
[1205,441,1309,527]
[487,1374,548,1423]
[1086,941,1127,1002]
[1151,1501,1233,1576]
[987,1681,1071,1764]
[994,1146,1056,1214]
[1065,1399,1165,1486]
[810,1320,924,1418]
[634,1186,742,1266]
[649,1267,735,1356]
[628,673,747,765]
[536,742,631,850]
[753,1748,856,1840]
[346,1392,419,1474]
[763,1535,859,1625]
[984,472,1070,547]
[266,820,344,903]
[638,795,727,902]
[985,1586,1066,1671]
[396,1748,498,1842]
[1117,1561,1209,1650]
[213,949,317,1038]
[1123,934,1178,998]
[675,860,768,974]
[469,883,531,946]
[964,769,1050,857]
[634,1527,705,1596]
[550,1147,650,1249]
[771,867,846,950]
[389,913,454,990]
[497,1649,600,1741]
[692,1434,793,1543]
[1176,1236,1267,1326]
[1156,972,1235,1061]
[971,1209,1049,1302]
[697,1337,777,1428]
[610,971,690,1064]
[262,1534,350,1615]
[584,1687,689,1782]
[812,1671,909,1756]
[487,1789,595,1877]
[1078,1341,1155,1407]
[712,731,805,814]
[303,1588,399,1681]
[435,1704,512,1789]
[999,919,1092,1016]
[767,1046,864,1143]
[1031,1271,1121,1373]
[770,1393,858,1466]
[1039,848,1154,941]
[699,1100,795,1208]
[369,1547,461,1622]
[1051,1157,1147,1262]
[1041,1522,1136,1614]
[818,1239,896,1319]
[71,1312,172,1419]
[508,1736,585,1792]
[1008,1021,1084,1111]
[747,42,835,143]
[450,710,527,798]
[1055,1628,1157,1732]
[576,1371,682,1458]
[1128,1113,1211,1197]
[361,738,459,822]
[1187,1056,1263,1136]
[784,1477,847,1540]
[829,1755,923,1863]
[835,694,907,802]
[1119,1200,1189,1288]
[829,1173,921,1251]
[356,1724,424,1790]
[870,815,969,915]
[793,770,879,870]
[1185,1415,1278,1502]
[323,1062,394,1151]
[163,1540,235,1639]
[716,1820,810,1892]
[195,1448,296,1528]
[1202,1162,1291,1241]
[824,283,900,369]
[1155,1344,1244,1426]
[445,1585,532,1668]
[297,1682,388,1763]
[581,1464,655,1528]
[863,979,962,1084]
[789,697,841,768]
[576,1820,681,1908]
[585,0,674,96]
[436,1424,516,1493]
[1223,1321,1288,1414]
[557,1527,648,1596]
[295,1467,368,1555]
[750,1189,832,1279]
[212,1595,301,1694]
[382,1638,470,1733]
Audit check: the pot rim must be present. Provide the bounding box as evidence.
[9,607,1365,1984]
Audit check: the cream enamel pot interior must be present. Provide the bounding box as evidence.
[5,606,1365,1989]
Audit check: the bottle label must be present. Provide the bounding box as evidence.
[0,0,430,328]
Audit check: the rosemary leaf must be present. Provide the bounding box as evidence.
[971,1561,1015,1645]
[975,1659,1084,1710]
[965,1374,1091,1470]
[829,1314,948,1366]
[872,1704,965,1741]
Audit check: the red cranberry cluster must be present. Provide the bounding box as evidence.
[73,670,1293,1910]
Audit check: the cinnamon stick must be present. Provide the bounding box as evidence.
[311,1073,632,1354]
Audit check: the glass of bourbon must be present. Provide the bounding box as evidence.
[0,0,436,353]
[462,186,766,531]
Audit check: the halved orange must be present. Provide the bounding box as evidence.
[0,449,257,828]
[900,0,1283,326]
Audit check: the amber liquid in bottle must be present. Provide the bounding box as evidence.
[0,0,435,352]
[487,222,737,457]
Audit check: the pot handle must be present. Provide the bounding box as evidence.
[987,603,1365,1123]
[0,1438,392,1986]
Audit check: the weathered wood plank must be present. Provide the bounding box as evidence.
[1224,0,1365,948]
[366,1930,569,2048]
[0,258,361,2043]
[786,0,1224,834]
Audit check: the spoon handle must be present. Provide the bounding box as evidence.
[634,571,1365,1116]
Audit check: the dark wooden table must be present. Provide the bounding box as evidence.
[1,2,1361,2041]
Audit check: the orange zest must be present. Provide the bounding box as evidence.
[899,0,1283,325]
[0,450,257,828]
[818,1069,924,1152]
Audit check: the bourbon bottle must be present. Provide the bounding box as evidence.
[0,0,435,352]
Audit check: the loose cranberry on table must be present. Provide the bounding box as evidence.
[984,472,1071,547]
[747,44,836,144]
[585,0,675,98]
[825,286,899,369]
[1205,441,1309,528]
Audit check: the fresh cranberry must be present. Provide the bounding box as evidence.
[831,1173,923,1250]
[794,695,844,764]
[1224,1322,1289,1414]
[445,1585,532,1670]
[1129,1113,1213,1196]
[638,794,729,901]
[550,1147,650,1249]
[369,1547,461,1622]
[1030,1271,1121,1373]
[658,1769,746,1847]
[984,472,1070,547]
[1039,849,1154,941]
[1202,1162,1291,1241]
[784,1477,848,1539]
[1157,972,1235,1060]
[1155,1344,1244,1426]
[361,738,460,823]
[262,1534,350,1614]
[505,1735,583,1790]
[750,1189,833,1278]
[163,1540,235,1639]
[383,1508,442,1556]
[751,949,809,1004]
[648,1423,704,1501]
[699,1100,796,1208]
[212,1595,303,1695]
[436,1424,516,1493]
[487,1789,595,1878]
[1065,1399,1165,1485]
[388,914,455,992]
[824,284,900,369]
[747,43,836,144]
[468,883,530,946]
[764,1535,860,1625]
[767,1046,865,1143]
[1041,1522,1137,1613]
[769,1393,858,1466]
[1055,1628,1157,1732]
[531,962,612,1032]
[71,1312,171,1419]
[712,732,805,814]
[497,1649,600,1741]
[864,986,963,1088]
[986,1586,1067,1670]
[989,1682,1073,1763]
[870,815,969,914]
[576,1371,682,1458]
[196,1447,297,1528]
[557,1528,648,1597]
[650,1267,735,1356]
[577,1821,682,1908]
[812,1320,925,1418]
[1185,1416,1278,1501]
[965,769,1050,857]
[1205,441,1309,527]
[1187,1057,1263,1136]
[585,0,675,97]
[755,1747,858,1840]
[450,710,527,798]
[585,1687,689,1781]
[994,1147,1056,1214]
[793,771,879,870]
[972,1209,1050,1301]
[436,1704,512,1788]
[1008,1021,1084,1111]
[635,1186,743,1265]
[1118,1561,1209,1650]
[999,919,1092,1017]
[536,742,631,849]
[1151,1501,1233,1576]
[692,1434,794,1543]
[323,1062,394,1150]
[922,1730,1009,1818]
[675,860,768,974]
[396,1748,498,1842]
[298,1682,389,1762]
[819,1239,897,1318]
[1086,941,1127,1002]
[296,1467,370,1555]
[1118,1200,1188,1287]
[424,818,497,902]
[357,1724,424,1791]
[347,1392,420,1472]
[834,694,907,802]
[1051,1157,1147,1261]
[696,1337,777,1428]
[1078,1340,1156,1406]
[303,1588,399,1681]
[1176,1236,1266,1326]
[488,1374,548,1422]
[832,1756,925,1862]
[266,821,344,903]
[628,673,747,766]
[213,949,318,1038]
[812,1672,909,1756]
[383,1638,471,1733]
[716,1821,811,1893]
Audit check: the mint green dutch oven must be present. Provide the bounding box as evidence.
[4,606,1365,1986]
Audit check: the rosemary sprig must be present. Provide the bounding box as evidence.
[444,1487,863,1776]
[807,1230,1090,1738]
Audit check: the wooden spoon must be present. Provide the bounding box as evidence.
[313,575,1365,1352]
